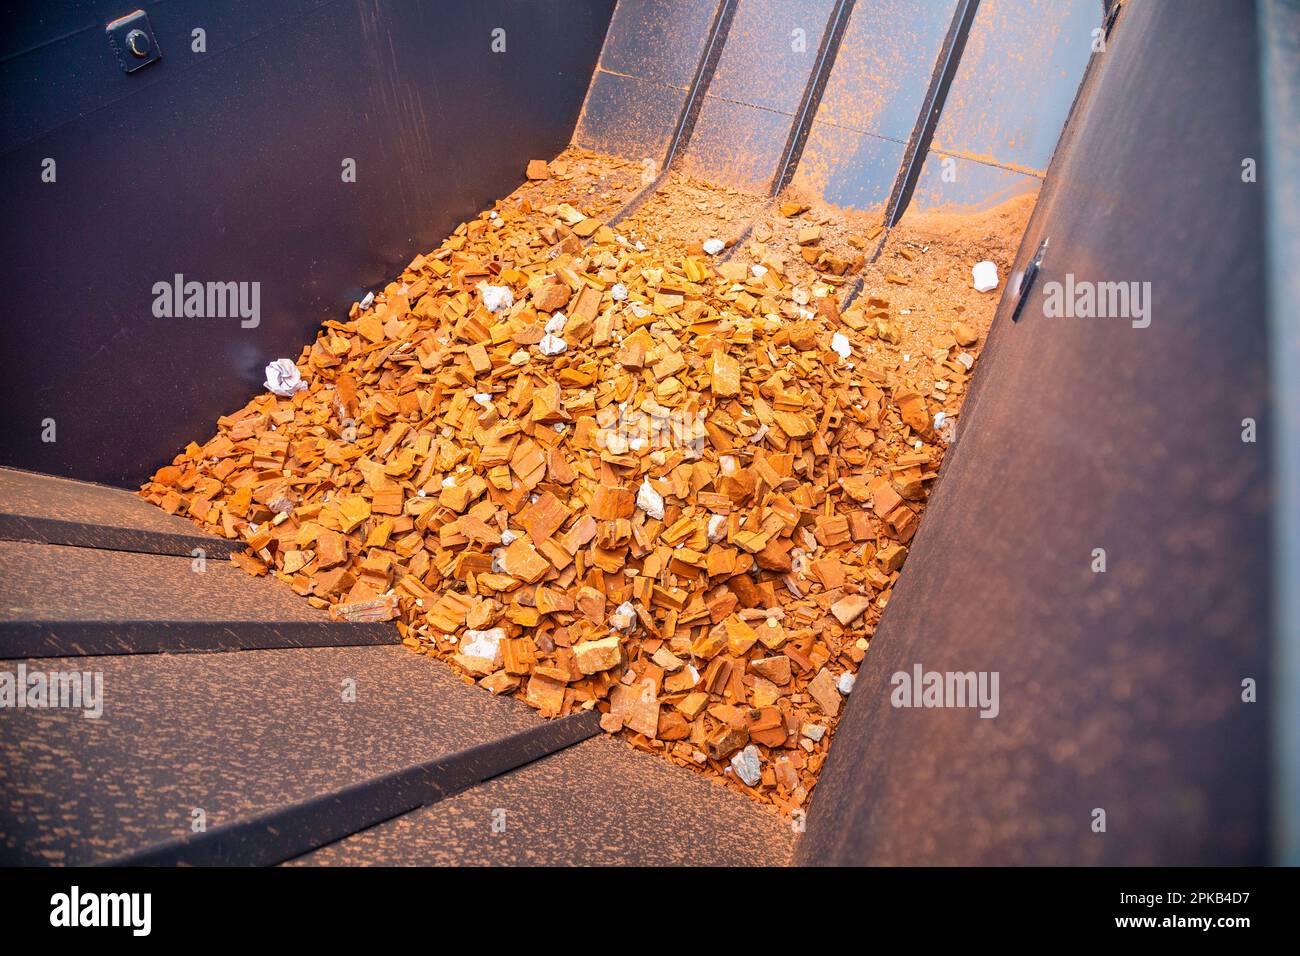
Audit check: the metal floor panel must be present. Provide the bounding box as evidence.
[0,645,556,865]
[289,733,796,867]
[0,467,239,558]
[0,540,394,657]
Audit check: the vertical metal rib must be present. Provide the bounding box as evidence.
[770,0,857,197]
[882,0,981,228]
[662,0,739,172]
[607,0,739,228]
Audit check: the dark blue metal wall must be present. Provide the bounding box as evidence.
[0,0,615,486]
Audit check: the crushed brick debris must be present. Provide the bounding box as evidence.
[141,146,1030,815]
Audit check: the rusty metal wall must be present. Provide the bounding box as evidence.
[0,0,614,487]
[799,0,1270,866]
[907,0,1101,213]
[676,0,840,191]
[792,0,961,210]
[574,0,721,167]
[578,0,1098,217]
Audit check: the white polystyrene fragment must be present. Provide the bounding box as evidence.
[730,745,762,787]
[831,332,851,359]
[972,260,999,292]
[478,282,514,312]
[460,627,505,661]
[537,334,568,356]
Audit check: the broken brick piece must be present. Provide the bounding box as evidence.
[831,594,871,626]
[329,594,399,622]
[500,537,551,583]
[707,724,749,760]
[808,669,842,717]
[573,635,622,675]
[609,682,659,738]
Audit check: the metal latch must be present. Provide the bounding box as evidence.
[106,10,161,74]
[1011,237,1049,323]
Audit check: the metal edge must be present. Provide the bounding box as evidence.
[105,710,603,866]
[769,0,857,197]
[712,0,857,268]
[1260,0,1300,867]
[0,620,398,660]
[660,0,739,173]
[604,0,738,231]
[0,514,241,559]
[881,0,981,228]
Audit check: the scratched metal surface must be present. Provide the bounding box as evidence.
[908,0,1100,212]
[574,0,720,164]
[0,645,546,865]
[791,0,1096,214]
[800,0,1269,865]
[0,467,238,557]
[791,0,959,210]
[0,541,394,657]
[677,0,838,191]
[288,733,795,866]
[0,0,613,487]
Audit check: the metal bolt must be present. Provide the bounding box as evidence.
[126,29,151,58]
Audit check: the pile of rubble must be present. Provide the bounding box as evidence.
[142,148,1017,813]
